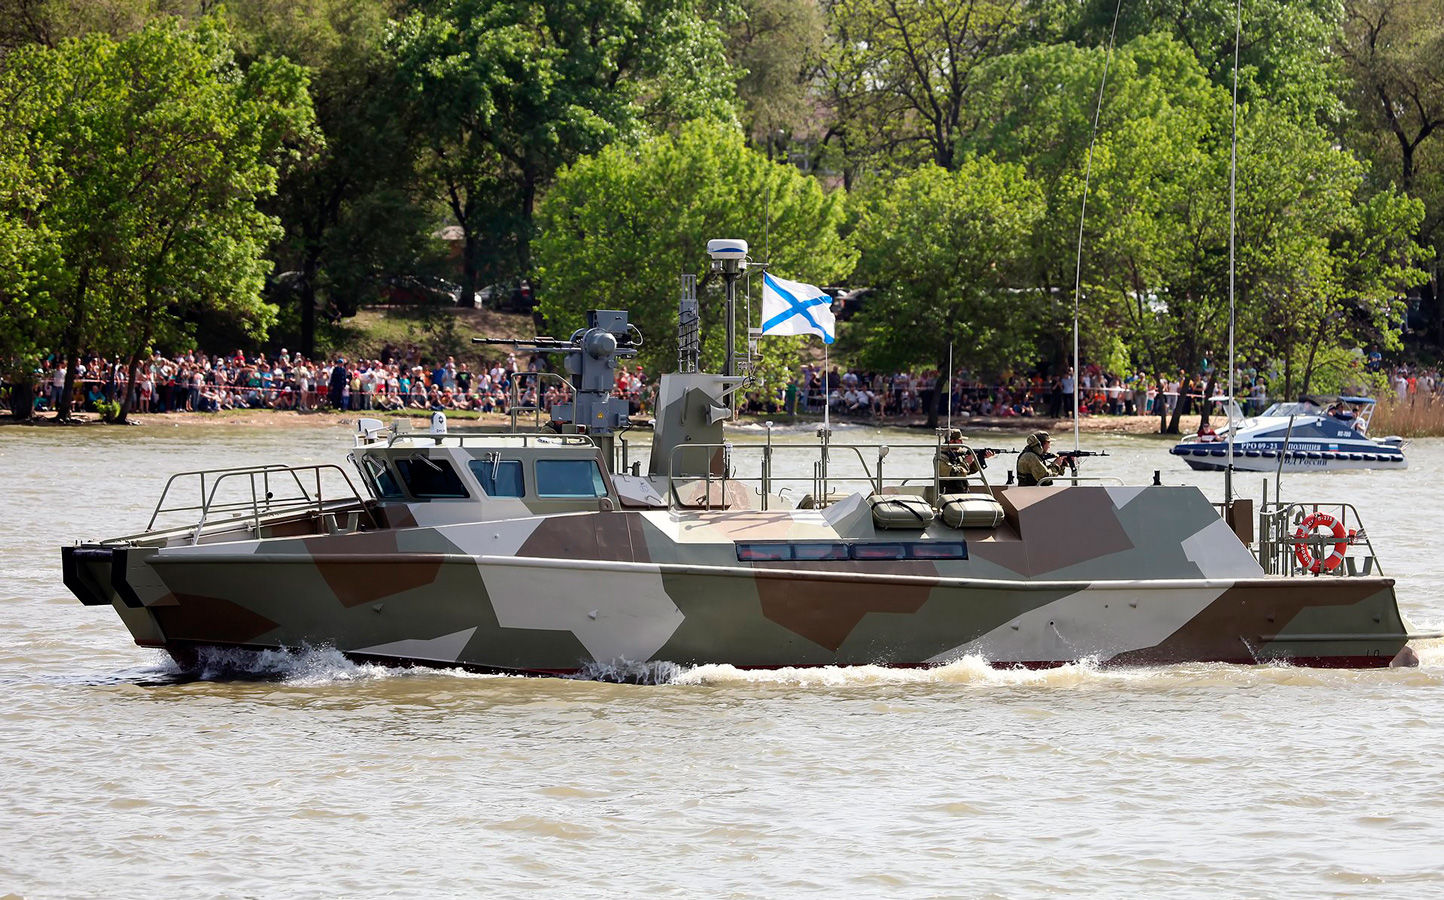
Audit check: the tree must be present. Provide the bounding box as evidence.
[534,121,855,378]
[1339,0,1444,344]
[849,158,1045,427]
[1065,0,1346,120]
[1,18,313,420]
[721,0,826,158]
[819,0,1031,176]
[963,35,1226,386]
[389,0,739,307]
[230,0,439,357]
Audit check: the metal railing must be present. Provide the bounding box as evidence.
[147,464,375,545]
[664,429,1007,511]
[382,430,596,450]
[1257,501,1381,577]
[508,372,573,433]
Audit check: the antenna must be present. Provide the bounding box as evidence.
[1070,0,1125,452]
[678,274,699,373]
[1225,0,1242,509]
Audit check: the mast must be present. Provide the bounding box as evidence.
[1225,0,1242,507]
[707,239,748,413]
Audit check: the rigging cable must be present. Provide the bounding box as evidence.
[1071,0,1126,452]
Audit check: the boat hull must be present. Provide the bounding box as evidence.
[65,545,1417,673]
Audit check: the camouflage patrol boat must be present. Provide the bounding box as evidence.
[64,247,1431,674]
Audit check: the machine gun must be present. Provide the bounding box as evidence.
[472,309,640,438]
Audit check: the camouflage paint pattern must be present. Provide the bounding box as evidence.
[64,473,1416,673]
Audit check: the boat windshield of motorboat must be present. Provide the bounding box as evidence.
[1170,394,1407,472]
[63,242,1435,676]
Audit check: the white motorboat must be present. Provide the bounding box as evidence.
[1170,395,1406,472]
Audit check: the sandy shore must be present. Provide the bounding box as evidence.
[5,408,1178,435]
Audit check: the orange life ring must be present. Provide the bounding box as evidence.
[1293,512,1348,573]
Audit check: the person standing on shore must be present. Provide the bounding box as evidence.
[329,359,347,410]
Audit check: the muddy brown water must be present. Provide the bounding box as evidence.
[2,422,1441,897]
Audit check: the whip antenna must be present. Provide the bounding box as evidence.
[1071,0,1125,453]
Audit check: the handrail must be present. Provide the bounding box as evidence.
[508,371,572,433]
[383,431,597,449]
[664,436,998,510]
[146,464,374,545]
[147,464,293,531]
[1256,500,1381,576]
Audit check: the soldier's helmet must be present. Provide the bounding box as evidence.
[1027,430,1050,449]
[947,428,963,442]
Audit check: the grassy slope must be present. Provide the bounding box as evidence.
[323,305,538,366]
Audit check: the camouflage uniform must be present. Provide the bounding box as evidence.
[1016,430,1066,486]
[936,429,981,492]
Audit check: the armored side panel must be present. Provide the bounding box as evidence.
[648,372,736,478]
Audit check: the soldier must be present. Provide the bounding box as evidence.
[1016,430,1068,486]
[937,429,993,493]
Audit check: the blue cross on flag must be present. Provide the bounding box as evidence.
[760,273,835,344]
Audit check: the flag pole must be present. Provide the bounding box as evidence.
[947,343,953,430]
[823,340,830,433]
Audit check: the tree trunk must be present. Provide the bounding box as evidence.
[300,252,319,358]
[115,345,147,424]
[460,229,479,309]
[1299,324,1325,398]
[1157,376,1169,433]
[56,266,89,421]
[1166,379,1189,434]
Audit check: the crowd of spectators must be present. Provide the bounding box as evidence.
[6,344,1441,425]
[11,347,657,419]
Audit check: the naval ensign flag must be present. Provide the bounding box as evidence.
[760,273,835,344]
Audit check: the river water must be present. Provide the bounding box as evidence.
[2,421,1441,898]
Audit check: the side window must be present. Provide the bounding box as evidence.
[468,459,525,497]
[362,456,404,499]
[394,457,469,499]
[535,459,608,498]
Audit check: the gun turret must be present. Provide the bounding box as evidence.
[473,309,640,438]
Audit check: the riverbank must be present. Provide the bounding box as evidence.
[3,407,1176,435]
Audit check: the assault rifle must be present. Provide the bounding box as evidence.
[1046,449,1109,472]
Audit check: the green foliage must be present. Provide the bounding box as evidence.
[93,398,121,423]
[388,0,739,300]
[0,16,313,414]
[821,0,1031,174]
[723,0,825,153]
[848,159,1045,377]
[534,121,855,375]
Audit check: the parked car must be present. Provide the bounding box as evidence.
[476,278,534,312]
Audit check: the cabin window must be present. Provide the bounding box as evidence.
[362,456,404,499]
[468,459,525,498]
[535,459,608,498]
[394,457,470,499]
